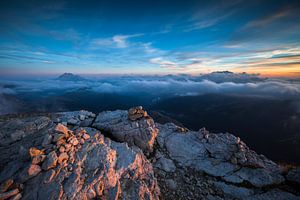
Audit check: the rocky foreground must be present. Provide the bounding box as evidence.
[0,107,299,200]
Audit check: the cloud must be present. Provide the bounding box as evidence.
[2,73,300,100]
[90,34,143,49]
[229,4,300,44]
[243,7,293,29]
[149,57,179,69]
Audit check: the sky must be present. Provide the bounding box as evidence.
[0,0,300,77]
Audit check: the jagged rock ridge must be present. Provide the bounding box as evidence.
[0,107,299,200]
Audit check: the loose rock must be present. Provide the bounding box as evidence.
[29,147,44,158]
[27,164,41,177]
[32,155,46,165]
[42,151,58,170]
[0,189,19,200]
[0,179,13,193]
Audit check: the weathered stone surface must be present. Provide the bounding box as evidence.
[82,133,90,140]
[244,189,300,200]
[156,123,284,186]
[128,106,148,121]
[29,147,44,158]
[0,188,19,200]
[67,118,78,125]
[154,122,297,199]
[42,151,58,170]
[0,179,13,193]
[27,164,41,177]
[55,110,96,127]
[214,181,254,199]
[68,137,78,146]
[54,123,69,136]
[1,109,299,200]
[9,193,22,200]
[154,155,176,172]
[57,152,69,164]
[0,114,160,200]
[93,108,158,154]
[0,116,51,147]
[165,179,177,190]
[42,134,52,147]
[287,167,300,185]
[32,155,46,165]
[43,169,56,184]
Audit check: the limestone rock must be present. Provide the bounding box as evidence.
[56,110,96,127]
[29,147,44,158]
[154,122,296,199]
[82,133,90,140]
[0,115,160,200]
[128,106,148,121]
[68,137,78,146]
[67,118,78,125]
[0,179,13,193]
[43,169,56,184]
[1,109,299,200]
[0,189,19,200]
[93,108,158,154]
[27,164,41,177]
[42,151,58,170]
[23,127,159,200]
[54,123,69,136]
[58,153,69,164]
[42,134,52,147]
[32,155,46,165]
[154,156,176,173]
[287,167,300,185]
[9,193,22,200]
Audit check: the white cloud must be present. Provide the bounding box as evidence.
[149,57,179,69]
[3,73,300,99]
[112,35,128,48]
[90,34,143,49]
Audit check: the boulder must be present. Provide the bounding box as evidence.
[29,147,44,158]
[93,108,158,154]
[54,123,69,136]
[128,106,148,121]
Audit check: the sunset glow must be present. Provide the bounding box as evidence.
[0,0,299,77]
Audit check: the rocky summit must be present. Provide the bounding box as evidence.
[0,107,299,200]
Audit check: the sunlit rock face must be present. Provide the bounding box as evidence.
[0,107,299,200]
[0,115,159,200]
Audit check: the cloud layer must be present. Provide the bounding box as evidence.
[1,73,300,99]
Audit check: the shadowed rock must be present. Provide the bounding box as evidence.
[92,107,158,154]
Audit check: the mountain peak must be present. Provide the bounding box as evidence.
[0,107,299,199]
[57,73,85,81]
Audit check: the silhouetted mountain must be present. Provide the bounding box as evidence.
[57,73,85,81]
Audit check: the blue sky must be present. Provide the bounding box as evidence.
[0,0,300,77]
